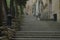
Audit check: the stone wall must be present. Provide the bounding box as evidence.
[42,0,60,21]
[52,0,60,22]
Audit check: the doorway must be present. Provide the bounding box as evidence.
[53,14,57,21]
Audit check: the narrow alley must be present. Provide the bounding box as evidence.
[1,0,60,40]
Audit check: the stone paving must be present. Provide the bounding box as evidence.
[13,15,60,40]
[20,15,60,31]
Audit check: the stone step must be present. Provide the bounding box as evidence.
[15,31,60,38]
[12,38,60,40]
[15,36,60,38]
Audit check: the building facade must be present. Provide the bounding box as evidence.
[26,0,60,21]
[42,0,53,20]
[42,0,60,21]
[26,0,36,15]
[32,0,43,17]
[52,0,60,21]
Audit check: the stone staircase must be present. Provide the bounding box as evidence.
[11,15,60,40]
[12,31,60,40]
